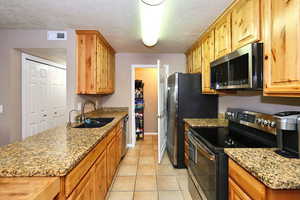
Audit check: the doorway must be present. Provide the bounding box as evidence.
[21,51,67,139]
[132,66,158,141]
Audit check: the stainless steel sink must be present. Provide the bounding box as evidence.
[73,117,114,129]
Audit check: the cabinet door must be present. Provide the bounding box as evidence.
[202,31,217,94]
[193,45,202,73]
[107,138,116,187]
[186,52,193,73]
[94,151,107,200]
[231,0,260,50]
[264,0,300,96]
[215,14,232,59]
[107,50,112,93]
[229,178,252,200]
[67,167,95,200]
[76,34,97,94]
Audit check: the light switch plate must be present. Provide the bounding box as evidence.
[0,105,3,114]
[77,103,82,111]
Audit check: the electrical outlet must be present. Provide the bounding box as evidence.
[0,105,3,114]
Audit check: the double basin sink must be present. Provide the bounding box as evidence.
[74,117,114,128]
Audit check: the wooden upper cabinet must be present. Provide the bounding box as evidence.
[186,51,193,73]
[214,14,232,59]
[231,0,260,50]
[193,45,202,73]
[76,30,115,95]
[201,30,216,94]
[263,0,300,96]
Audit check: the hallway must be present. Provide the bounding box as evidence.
[107,135,192,200]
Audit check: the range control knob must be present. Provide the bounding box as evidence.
[263,120,270,126]
[270,121,276,128]
[256,118,263,124]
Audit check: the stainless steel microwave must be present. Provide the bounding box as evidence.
[210,43,263,90]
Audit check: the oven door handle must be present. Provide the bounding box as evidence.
[188,132,216,161]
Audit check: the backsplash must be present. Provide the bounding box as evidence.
[219,91,300,114]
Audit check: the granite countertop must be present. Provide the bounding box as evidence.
[183,118,228,127]
[0,107,128,177]
[225,148,300,190]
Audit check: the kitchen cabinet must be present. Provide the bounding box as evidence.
[94,150,107,200]
[184,123,189,167]
[186,51,193,73]
[201,30,217,94]
[214,14,231,59]
[229,158,300,200]
[67,167,95,200]
[76,30,115,95]
[263,0,300,97]
[192,44,202,73]
[107,135,116,187]
[231,0,260,50]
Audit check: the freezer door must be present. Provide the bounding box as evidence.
[166,74,178,166]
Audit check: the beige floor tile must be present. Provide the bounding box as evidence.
[111,176,136,191]
[118,164,137,176]
[143,139,153,145]
[175,169,188,176]
[133,191,158,200]
[137,164,156,175]
[108,192,134,200]
[126,149,140,157]
[140,144,153,149]
[160,154,172,165]
[140,149,154,156]
[156,164,176,176]
[176,175,189,191]
[139,156,155,165]
[181,190,193,200]
[135,175,157,191]
[121,156,139,165]
[157,176,180,191]
[158,191,184,200]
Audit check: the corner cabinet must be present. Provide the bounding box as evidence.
[263,0,300,97]
[229,159,300,200]
[214,14,232,59]
[186,44,201,74]
[76,30,115,95]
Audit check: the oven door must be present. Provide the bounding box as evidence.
[188,132,217,200]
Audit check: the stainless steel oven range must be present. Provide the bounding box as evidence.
[187,108,279,200]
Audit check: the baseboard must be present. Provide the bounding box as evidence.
[144,132,158,135]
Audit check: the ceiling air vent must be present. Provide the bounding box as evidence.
[47,31,67,40]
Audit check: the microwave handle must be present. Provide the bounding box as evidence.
[188,132,215,161]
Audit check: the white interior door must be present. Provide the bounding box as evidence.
[22,53,66,139]
[157,60,169,163]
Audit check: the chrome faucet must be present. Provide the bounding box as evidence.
[81,100,97,122]
[67,109,80,128]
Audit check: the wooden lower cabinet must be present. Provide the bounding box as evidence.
[94,151,107,200]
[67,167,95,200]
[229,158,300,200]
[60,123,124,200]
[107,138,116,187]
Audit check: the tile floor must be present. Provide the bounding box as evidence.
[106,135,192,200]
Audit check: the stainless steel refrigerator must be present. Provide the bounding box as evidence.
[166,73,218,168]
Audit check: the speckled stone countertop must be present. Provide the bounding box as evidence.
[0,107,128,177]
[225,148,300,189]
[183,118,228,127]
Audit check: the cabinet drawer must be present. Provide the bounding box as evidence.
[229,159,266,200]
[65,137,107,197]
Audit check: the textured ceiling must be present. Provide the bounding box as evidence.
[0,0,233,53]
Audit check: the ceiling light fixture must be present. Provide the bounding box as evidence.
[140,0,165,47]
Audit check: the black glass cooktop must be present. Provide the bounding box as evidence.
[190,126,275,152]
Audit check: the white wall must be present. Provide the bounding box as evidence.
[0,29,100,146]
[219,91,300,114]
[101,53,186,144]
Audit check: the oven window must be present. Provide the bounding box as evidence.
[229,54,249,85]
